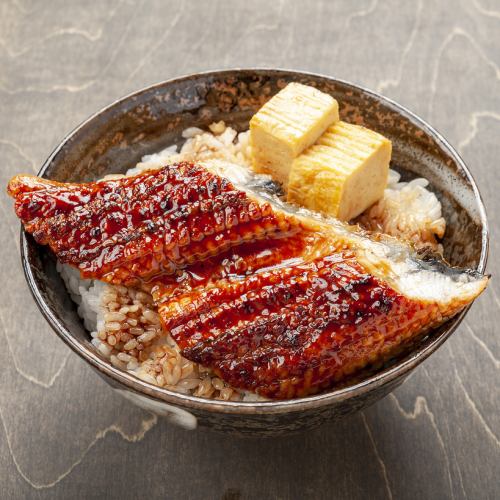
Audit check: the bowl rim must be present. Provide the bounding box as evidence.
[20,68,489,415]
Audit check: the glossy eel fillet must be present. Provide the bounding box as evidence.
[149,162,488,398]
[152,225,487,398]
[7,162,299,285]
[8,161,488,399]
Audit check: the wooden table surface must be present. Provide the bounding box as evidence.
[1,1,499,498]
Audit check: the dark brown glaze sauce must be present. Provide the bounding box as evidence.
[149,230,337,300]
[8,163,300,285]
[153,235,433,399]
[8,162,465,399]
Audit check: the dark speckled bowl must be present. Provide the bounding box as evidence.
[21,69,488,436]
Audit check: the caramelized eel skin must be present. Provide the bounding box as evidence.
[7,163,298,285]
[9,163,484,399]
[154,244,471,399]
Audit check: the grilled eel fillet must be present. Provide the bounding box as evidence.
[7,162,299,285]
[8,162,488,399]
[151,227,487,399]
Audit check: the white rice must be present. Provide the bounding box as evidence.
[356,169,446,252]
[58,121,446,400]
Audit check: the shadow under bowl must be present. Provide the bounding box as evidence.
[21,69,488,436]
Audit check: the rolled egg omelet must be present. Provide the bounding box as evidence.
[287,121,392,221]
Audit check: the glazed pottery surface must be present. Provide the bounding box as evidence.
[21,69,488,436]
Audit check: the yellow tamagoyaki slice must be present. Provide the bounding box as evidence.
[250,82,339,187]
[287,121,391,221]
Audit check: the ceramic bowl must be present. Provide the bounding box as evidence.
[20,69,488,436]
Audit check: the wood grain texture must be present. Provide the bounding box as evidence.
[0,0,499,498]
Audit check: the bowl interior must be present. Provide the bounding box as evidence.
[22,69,488,411]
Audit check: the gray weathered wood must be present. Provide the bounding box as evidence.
[0,0,498,498]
